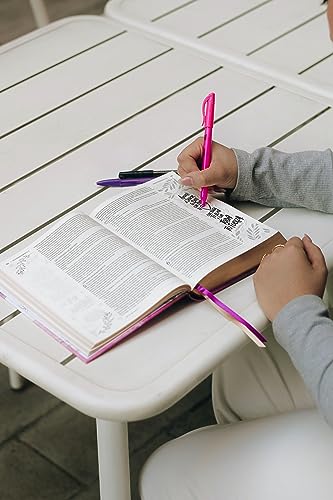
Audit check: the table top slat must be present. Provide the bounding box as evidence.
[277,108,333,151]
[305,56,333,87]
[202,0,324,56]
[109,0,194,21]
[254,15,332,75]
[0,33,170,138]
[2,314,70,362]
[0,17,123,92]
[0,300,16,322]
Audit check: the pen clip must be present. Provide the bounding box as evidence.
[201,92,215,128]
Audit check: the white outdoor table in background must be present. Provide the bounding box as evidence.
[0,11,333,500]
[105,0,333,104]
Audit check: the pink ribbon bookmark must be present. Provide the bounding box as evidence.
[195,284,267,348]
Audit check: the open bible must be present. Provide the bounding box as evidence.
[0,173,285,362]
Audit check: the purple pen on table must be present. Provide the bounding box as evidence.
[200,92,215,207]
[96,170,176,187]
[96,178,154,187]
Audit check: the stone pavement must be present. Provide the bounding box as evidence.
[0,365,215,499]
[0,2,216,498]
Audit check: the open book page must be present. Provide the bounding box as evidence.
[90,172,278,289]
[0,213,187,349]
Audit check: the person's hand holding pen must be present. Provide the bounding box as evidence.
[177,138,239,194]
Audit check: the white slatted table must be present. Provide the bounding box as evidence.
[105,0,333,103]
[1,14,333,500]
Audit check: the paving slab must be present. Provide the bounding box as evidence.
[0,365,60,445]
[20,404,98,486]
[0,439,80,500]
[71,480,100,500]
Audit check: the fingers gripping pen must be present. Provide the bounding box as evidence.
[200,92,215,207]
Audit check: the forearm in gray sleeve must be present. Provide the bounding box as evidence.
[230,147,333,213]
[273,295,333,427]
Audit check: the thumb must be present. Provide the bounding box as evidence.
[181,162,225,189]
[182,169,215,189]
[302,234,327,272]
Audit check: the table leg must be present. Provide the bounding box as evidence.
[96,419,131,500]
[8,368,25,390]
[29,0,49,27]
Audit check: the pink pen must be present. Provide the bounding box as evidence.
[200,92,215,207]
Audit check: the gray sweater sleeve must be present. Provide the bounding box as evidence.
[230,147,333,424]
[273,296,333,427]
[230,147,333,213]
